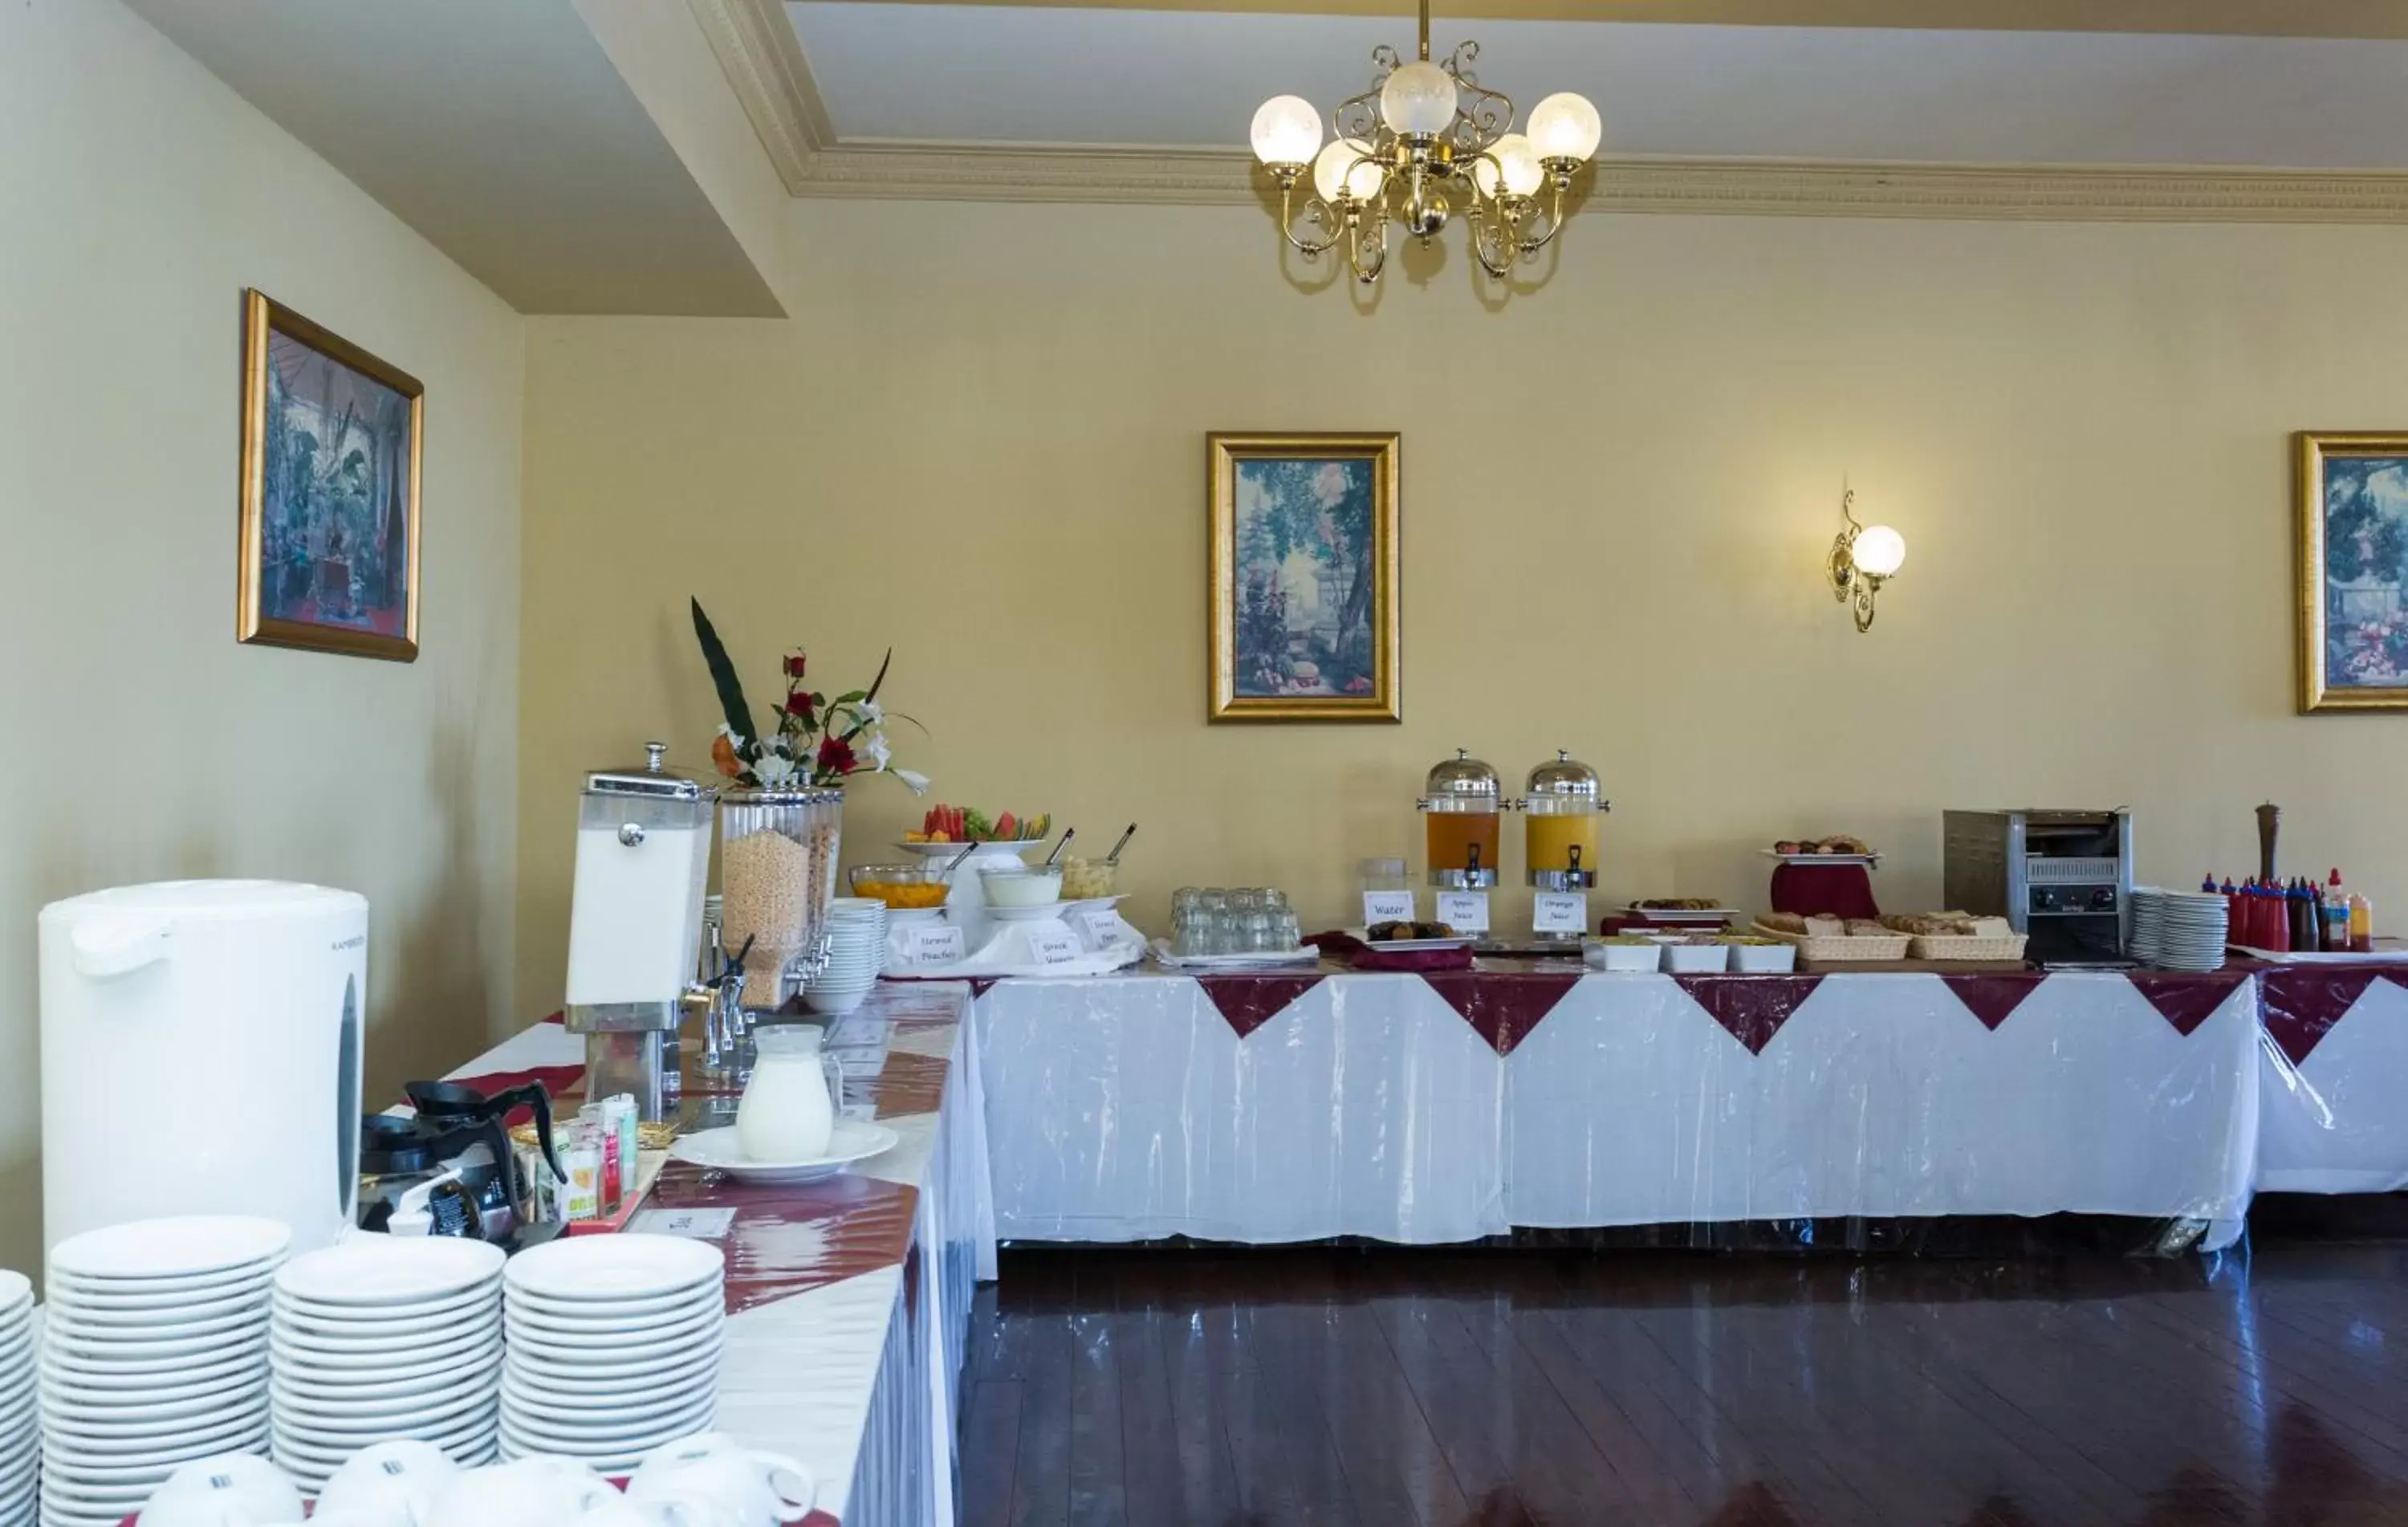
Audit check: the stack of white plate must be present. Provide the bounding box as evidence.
[0,1271,35,1527]
[270,1237,504,1490]
[500,1236,726,1472]
[2132,887,2228,972]
[801,898,888,1015]
[39,1216,289,1527]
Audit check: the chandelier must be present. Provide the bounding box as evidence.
[1247,0,1601,287]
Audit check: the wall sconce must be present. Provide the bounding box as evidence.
[1826,484,1905,633]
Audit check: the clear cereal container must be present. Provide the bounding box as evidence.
[718,787,846,1008]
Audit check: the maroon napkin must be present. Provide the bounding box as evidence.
[1767,861,1881,918]
[1308,929,1474,972]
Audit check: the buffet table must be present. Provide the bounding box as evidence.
[445,982,992,1527]
[974,963,2320,1253]
[2257,964,2408,1194]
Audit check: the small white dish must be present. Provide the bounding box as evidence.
[499,1366,716,1413]
[47,1268,277,1309]
[47,1289,266,1331]
[504,1236,724,1305]
[39,1344,264,1388]
[270,1374,494,1422]
[504,1335,724,1384]
[48,1217,291,1283]
[668,1120,899,1183]
[43,1327,268,1365]
[271,1314,499,1356]
[503,1293,720,1339]
[273,1237,502,1309]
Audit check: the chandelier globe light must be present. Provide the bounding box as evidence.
[1248,0,1600,287]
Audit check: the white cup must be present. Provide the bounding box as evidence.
[628,1434,812,1527]
[140,1455,306,1527]
[425,1457,614,1527]
[317,1439,463,1527]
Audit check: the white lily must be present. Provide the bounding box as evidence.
[895,768,932,796]
[753,752,799,787]
[850,698,884,728]
[860,730,893,772]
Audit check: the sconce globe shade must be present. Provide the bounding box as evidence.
[1852,523,1906,578]
[1380,60,1458,135]
[1527,92,1602,161]
[1312,137,1386,202]
[1470,133,1544,198]
[1251,96,1324,167]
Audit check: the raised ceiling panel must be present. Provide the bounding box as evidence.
[786,2,2408,168]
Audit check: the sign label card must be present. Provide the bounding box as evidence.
[1532,893,1589,935]
[905,925,966,965]
[1030,929,1083,965]
[1362,890,1416,926]
[1435,891,1491,934]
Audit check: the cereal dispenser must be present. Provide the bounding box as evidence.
[563,743,717,1120]
[1521,750,1606,890]
[1419,748,1502,889]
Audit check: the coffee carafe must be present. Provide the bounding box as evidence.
[357,1080,564,1241]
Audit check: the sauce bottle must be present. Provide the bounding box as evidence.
[2351,892,2374,953]
[2325,869,2353,952]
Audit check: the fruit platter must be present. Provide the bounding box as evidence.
[903,803,1052,846]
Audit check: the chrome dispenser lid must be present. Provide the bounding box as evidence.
[1525,749,1602,800]
[585,741,711,801]
[1420,748,1501,804]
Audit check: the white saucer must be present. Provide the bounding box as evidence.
[43,1328,267,1365]
[504,1236,724,1304]
[47,1289,265,1330]
[272,1314,499,1356]
[503,1292,721,1338]
[47,1267,275,1308]
[505,1334,723,1383]
[668,1120,900,1183]
[501,1365,716,1411]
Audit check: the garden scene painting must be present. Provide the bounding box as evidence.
[239,292,421,661]
[1234,457,1377,700]
[2320,455,2408,691]
[1208,433,1398,721]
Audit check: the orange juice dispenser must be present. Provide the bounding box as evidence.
[1522,750,1606,943]
[1420,749,1503,900]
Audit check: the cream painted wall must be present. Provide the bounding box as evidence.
[518,197,2408,1017]
[0,0,523,1264]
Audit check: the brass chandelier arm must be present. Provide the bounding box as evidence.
[1275,175,1347,259]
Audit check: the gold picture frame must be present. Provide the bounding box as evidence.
[1208,431,1401,723]
[238,289,423,662]
[2296,431,2408,712]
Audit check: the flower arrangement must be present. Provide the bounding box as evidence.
[690,598,929,792]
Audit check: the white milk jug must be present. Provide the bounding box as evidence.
[735,1025,843,1161]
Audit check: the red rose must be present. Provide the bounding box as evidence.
[816,735,856,776]
[783,653,807,678]
[785,690,818,721]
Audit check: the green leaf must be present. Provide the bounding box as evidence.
[689,598,758,744]
[862,647,893,706]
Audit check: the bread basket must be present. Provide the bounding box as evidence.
[1747,922,1910,962]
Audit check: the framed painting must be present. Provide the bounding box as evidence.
[2298,432,2408,712]
[1207,431,1401,723]
[238,289,422,661]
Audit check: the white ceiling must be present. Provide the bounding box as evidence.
[123,0,782,316]
[787,2,2408,166]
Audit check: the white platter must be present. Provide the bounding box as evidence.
[501,1366,716,1412]
[277,1238,502,1307]
[498,1402,715,1452]
[272,1396,496,1444]
[270,1358,489,1403]
[39,1374,257,1424]
[43,1422,269,1472]
[39,1387,262,1434]
[40,1344,263,1387]
[983,904,1065,922]
[273,1282,498,1334]
[48,1217,291,1283]
[1760,850,1882,866]
[504,1236,723,1304]
[894,840,1038,857]
[1348,930,1478,952]
[497,1385,711,1431]
[1149,943,1320,970]
[500,1327,719,1371]
[273,1314,500,1356]
[507,1282,726,1320]
[274,1382,493,1431]
[42,1327,266,1365]
[46,1289,266,1331]
[506,1334,723,1384]
[47,1266,275,1307]
[668,1121,899,1184]
[1622,906,1743,922]
[502,1293,721,1338]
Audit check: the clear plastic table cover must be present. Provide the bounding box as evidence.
[2256,965,2408,1194]
[974,967,2276,1252]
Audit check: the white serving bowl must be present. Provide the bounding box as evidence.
[977,865,1062,908]
[1728,941,1799,973]
[1659,942,1731,974]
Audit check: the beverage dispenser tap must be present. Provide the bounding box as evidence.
[563,743,718,1122]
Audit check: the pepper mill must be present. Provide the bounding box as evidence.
[2255,802,2282,886]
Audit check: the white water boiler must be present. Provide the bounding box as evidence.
[39,880,367,1256]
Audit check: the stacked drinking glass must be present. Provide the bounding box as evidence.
[1170,888,1302,957]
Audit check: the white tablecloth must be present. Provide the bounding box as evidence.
[2257,967,2408,1195]
[974,968,2266,1253]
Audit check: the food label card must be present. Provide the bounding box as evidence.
[628,1207,737,1240]
[1030,929,1083,965]
[1435,891,1491,934]
[904,925,965,965]
[1072,909,1121,948]
[1532,893,1589,935]
[1362,890,1416,926]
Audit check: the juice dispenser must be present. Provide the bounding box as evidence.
[1419,749,1502,889]
[1522,750,1606,890]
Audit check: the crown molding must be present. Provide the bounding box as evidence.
[695,3,2408,222]
[795,146,2408,223]
[688,0,830,194]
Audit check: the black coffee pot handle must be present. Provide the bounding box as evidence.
[403,1079,565,1184]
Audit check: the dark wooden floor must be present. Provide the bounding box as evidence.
[959,1239,2408,1526]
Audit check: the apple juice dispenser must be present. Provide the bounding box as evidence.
[1419,749,1502,889]
[563,743,717,1120]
